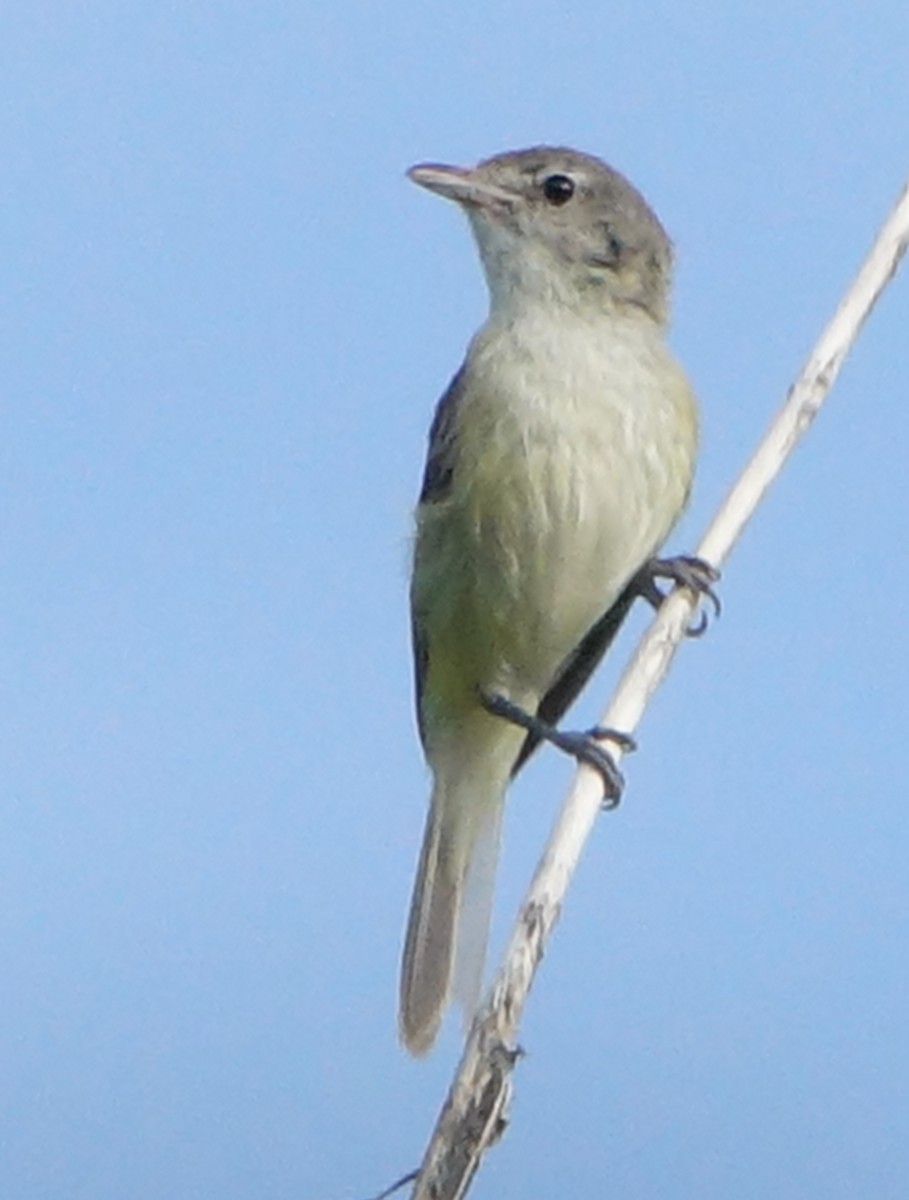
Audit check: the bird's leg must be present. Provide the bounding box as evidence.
[633,554,721,636]
[479,690,633,808]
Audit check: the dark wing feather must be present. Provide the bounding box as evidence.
[511,580,639,777]
[412,366,468,745]
[418,365,467,504]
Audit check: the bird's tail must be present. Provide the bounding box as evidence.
[399,767,506,1056]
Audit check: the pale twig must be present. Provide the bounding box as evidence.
[409,177,909,1200]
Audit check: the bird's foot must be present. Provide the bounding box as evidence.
[633,554,721,636]
[480,691,629,808]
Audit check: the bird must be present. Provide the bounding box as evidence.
[400,146,704,1056]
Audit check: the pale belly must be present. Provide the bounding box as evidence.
[414,390,693,709]
[412,308,698,722]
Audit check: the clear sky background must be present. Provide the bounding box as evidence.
[2,4,908,1198]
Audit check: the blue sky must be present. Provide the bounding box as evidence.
[2,4,908,1198]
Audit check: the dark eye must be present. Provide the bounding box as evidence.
[542,174,575,205]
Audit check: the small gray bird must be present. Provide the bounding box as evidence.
[401,146,701,1056]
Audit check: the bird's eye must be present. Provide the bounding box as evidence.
[542,174,575,205]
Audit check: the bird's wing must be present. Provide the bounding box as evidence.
[411,366,467,746]
[418,364,466,504]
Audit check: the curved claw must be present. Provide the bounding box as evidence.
[635,554,722,635]
[549,729,624,808]
[587,726,637,754]
[686,610,709,638]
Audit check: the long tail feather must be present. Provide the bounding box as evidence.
[399,772,505,1056]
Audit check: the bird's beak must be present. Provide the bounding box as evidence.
[407,162,516,211]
